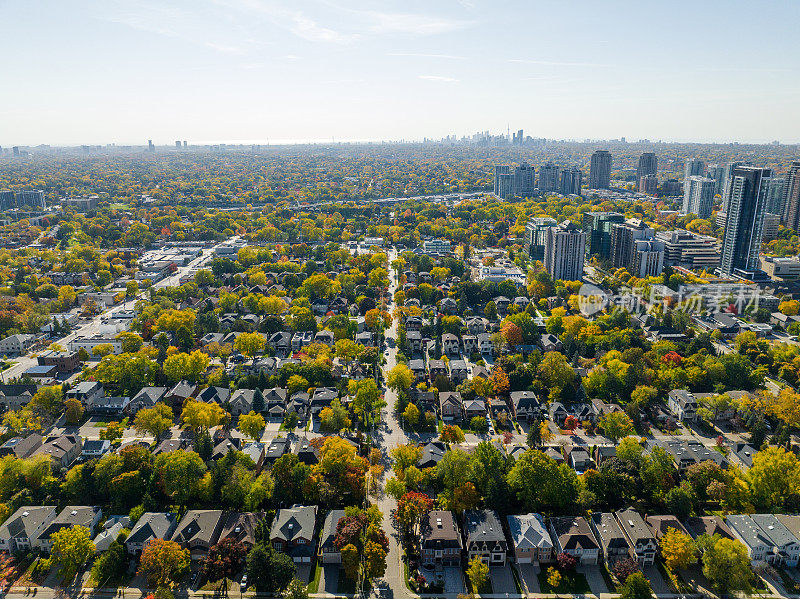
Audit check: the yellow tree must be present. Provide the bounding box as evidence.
[234,332,266,361]
[239,411,265,441]
[181,399,227,433]
[660,528,696,571]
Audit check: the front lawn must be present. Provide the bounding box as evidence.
[537,568,591,594]
[307,562,322,593]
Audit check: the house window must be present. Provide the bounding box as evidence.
[273,542,282,551]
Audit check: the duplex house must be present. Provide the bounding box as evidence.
[125,512,178,556]
[439,392,463,422]
[463,510,508,566]
[548,516,599,565]
[750,514,800,567]
[171,510,225,561]
[35,506,102,553]
[727,515,774,565]
[590,512,630,566]
[270,505,318,563]
[466,317,488,334]
[506,514,553,564]
[462,335,478,355]
[292,331,314,352]
[657,439,728,473]
[421,511,462,569]
[314,330,334,347]
[667,389,698,422]
[616,509,657,566]
[0,506,57,552]
[319,510,346,564]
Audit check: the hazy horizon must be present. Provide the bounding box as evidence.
[3,0,800,146]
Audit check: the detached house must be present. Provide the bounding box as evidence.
[463,510,508,566]
[126,512,178,556]
[421,511,462,569]
[442,334,460,356]
[270,505,318,563]
[506,514,553,564]
[616,509,657,566]
[510,391,539,422]
[590,512,630,566]
[0,506,57,552]
[439,392,463,422]
[548,516,599,565]
[35,506,102,553]
[172,510,225,561]
[448,360,468,384]
[667,389,698,422]
[319,510,346,564]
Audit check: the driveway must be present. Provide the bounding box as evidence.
[443,566,465,594]
[644,565,672,594]
[517,564,540,593]
[490,565,516,594]
[578,565,609,595]
[320,565,339,594]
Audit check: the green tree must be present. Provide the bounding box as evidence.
[701,536,753,597]
[154,450,206,506]
[599,411,635,442]
[64,398,84,425]
[91,540,126,586]
[617,572,653,599]
[507,449,579,511]
[246,544,296,592]
[282,578,309,599]
[348,378,386,427]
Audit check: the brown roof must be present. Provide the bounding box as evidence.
[683,516,733,540]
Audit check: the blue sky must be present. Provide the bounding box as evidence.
[2,0,799,145]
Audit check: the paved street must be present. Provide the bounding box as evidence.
[371,247,413,599]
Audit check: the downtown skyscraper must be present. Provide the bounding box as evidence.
[682,176,716,219]
[720,166,772,276]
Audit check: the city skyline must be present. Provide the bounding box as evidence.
[3,0,800,146]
